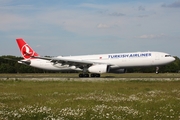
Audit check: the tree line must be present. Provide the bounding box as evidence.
[0,55,180,73]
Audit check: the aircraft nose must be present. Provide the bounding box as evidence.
[171,57,175,62]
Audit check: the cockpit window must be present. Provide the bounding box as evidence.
[165,55,171,57]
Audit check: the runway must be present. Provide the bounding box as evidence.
[1,77,180,81]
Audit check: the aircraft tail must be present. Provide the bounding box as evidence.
[16,38,39,59]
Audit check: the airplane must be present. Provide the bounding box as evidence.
[16,38,175,77]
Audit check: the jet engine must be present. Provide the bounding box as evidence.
[88,64,110,73]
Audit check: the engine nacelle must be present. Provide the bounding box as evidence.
[88,64,109,73]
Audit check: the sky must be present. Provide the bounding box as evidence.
[0,0,180,57]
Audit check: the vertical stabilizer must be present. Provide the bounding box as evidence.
[16,38,39,59]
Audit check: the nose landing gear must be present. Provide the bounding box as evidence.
[156,67,159,74]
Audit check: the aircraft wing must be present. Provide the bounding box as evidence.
[32,56,111,68]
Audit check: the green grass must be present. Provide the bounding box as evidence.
[0,79,180,120]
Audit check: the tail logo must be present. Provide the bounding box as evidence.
[21,44,34,59]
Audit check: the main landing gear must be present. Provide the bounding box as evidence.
[79,73,101,78]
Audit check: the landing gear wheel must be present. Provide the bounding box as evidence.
[84,74,89,77]
[91,74,95,77]
[79,73,89,77]
[91,74,100,77]
[79,73,84,77]
[95,74,100,77]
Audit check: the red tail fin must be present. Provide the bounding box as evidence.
[16,38,39,59]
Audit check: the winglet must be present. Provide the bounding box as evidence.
[16,38,39,59]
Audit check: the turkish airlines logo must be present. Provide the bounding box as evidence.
[21,44,34,59]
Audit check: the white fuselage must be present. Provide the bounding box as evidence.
[27,51,175,72]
